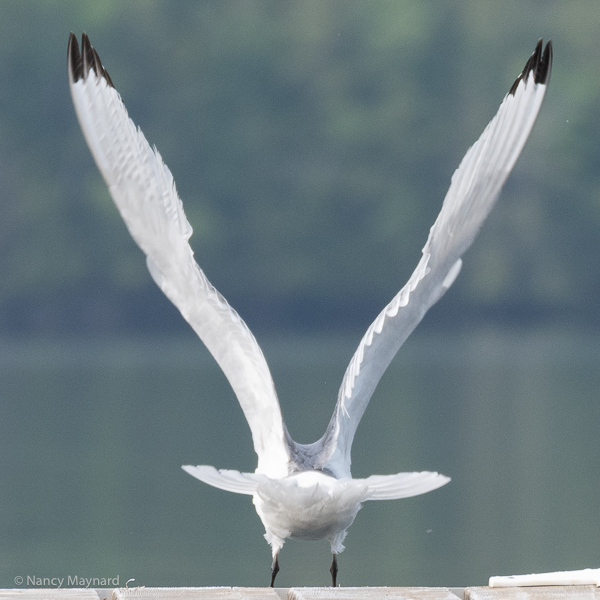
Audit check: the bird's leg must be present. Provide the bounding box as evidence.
[270,553,280,588]
[329,553,338,587]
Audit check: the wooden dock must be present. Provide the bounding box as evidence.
[1,586,600,600]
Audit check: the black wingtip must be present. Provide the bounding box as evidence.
[508,39,553,96]
[538,40,553,85]
[67,32,83,83]
[67,33,115,88]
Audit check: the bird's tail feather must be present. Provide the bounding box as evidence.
[362,471,450,500]
[182,465,267,495]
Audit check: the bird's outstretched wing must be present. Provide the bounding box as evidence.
[68,33,290,478]
[321,40,553,477]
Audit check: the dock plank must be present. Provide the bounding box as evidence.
[288,587,462,600]
[466,586,600,600]
[112,587,279,599]
[0,591,101,599]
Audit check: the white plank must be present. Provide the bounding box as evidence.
[288,587,462,600]
[112,587,280,599]
[0,591,101,599]
[489,570,600,588]
[466,585,600,600]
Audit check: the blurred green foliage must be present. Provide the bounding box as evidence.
[0,1,599,336]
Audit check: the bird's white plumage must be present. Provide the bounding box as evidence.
[182,465,268,495]
[362,471,451,500]
[182,464,450,502]
[321,51,552,478]
[68,34,551,583]
[68,36,289,479]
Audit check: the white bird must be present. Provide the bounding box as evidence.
[68,34,552,586]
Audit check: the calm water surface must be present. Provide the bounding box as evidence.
[1,327,599,588]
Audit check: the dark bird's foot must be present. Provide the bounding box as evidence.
[270,554,280,587]
[329,554,338,587]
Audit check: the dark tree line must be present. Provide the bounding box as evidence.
[0,1,598,336]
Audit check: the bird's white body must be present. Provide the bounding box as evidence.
[181,463,449,558]
[254,472,367,551]
[67,33,552,584]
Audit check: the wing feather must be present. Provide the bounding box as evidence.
[322,40,552,477]
[68,34,290,477]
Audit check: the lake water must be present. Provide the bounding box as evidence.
[1,327,599,588]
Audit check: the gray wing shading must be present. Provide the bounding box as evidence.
[322,40,553,478]
[181,465,268,495]
[362,471,451,500]
[68,34,290,478]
